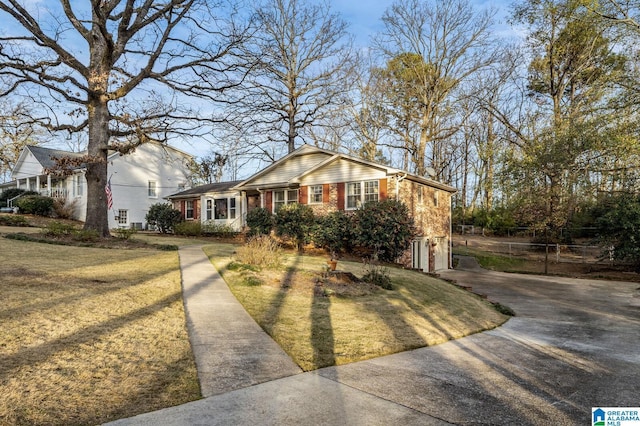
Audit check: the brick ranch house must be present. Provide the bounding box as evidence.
[168,144,456,272]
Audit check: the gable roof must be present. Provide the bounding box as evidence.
[26,146,86,170]
[233,144,456,193]
[168,180,243,199]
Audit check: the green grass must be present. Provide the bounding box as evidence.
[204,246,508,371]
[454,246,527,271]
[0,238,199,426]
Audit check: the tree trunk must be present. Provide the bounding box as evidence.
[83,97,111,237]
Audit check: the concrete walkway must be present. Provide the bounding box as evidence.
[107,250,640,425]
[172,245,301,397]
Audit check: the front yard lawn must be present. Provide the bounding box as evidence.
[0,238,200,426]
[204,246,508,371]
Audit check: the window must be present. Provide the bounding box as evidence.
[208,197,237,220]
[117,209,128,225]
[433,190,439,207]
[185,200,194,219]
[148,180,157,198]
[72,175,83,197]
[364,181,379,203]
[309,185,323,204]
[229,198,236,219]
[214,198,228,219]
[273,189,298,212]
[206,199,212,220]
[347,180,379,210]
[346,182,362,209]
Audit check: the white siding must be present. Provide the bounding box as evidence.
[299,158,386,185]
[12,151,44,179]
[249,153,329,186]
[107,143,192,229]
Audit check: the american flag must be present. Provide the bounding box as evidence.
[105,178,113,210]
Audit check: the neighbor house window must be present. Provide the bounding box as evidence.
[309,185,323,204]
[347,180,379,209]
[214,198,228,219]
[72,175,83,197]
[434,190,439,207]
[117,209,128,225]
[273,189,298,212]
[211,197,237,220]
[206,199,213,220]
[417,185,424,204]
[148,180,157,198]
[185,200,194,219]
[229,198,237,219]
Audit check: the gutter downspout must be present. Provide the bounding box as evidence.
[395,173,407,198]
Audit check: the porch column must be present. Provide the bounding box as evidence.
[26,177,30,191]
[36,176,41,194]
[241,191,247,225]
[47,175,52,196]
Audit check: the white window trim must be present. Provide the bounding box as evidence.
[117,209,128,226]
[185,200,195,220]
[273,189,298,213]
[308,185,323,204]
[148,180,157,198]
[346,180,379,210]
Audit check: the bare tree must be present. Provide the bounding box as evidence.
[0,100,44,182]
[0,0,247,235]
[373,0,499,179]
[223,0,354,160]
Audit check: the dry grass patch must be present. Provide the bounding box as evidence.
[0,238,199,426]
[205,247,508,371]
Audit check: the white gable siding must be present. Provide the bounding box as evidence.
[12,151,44,179]
[249,153,329,186]
[107,143,192,229]
[299,158,387,185]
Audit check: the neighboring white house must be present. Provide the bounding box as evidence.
[168,144,457,271]
[2,143,193,229]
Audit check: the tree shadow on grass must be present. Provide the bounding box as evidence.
[310,285,336,370]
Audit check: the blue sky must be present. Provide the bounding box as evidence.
[330,0,519,47]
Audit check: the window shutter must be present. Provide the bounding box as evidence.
[380,178,388,200]
[337,182,345,210]
[299,186,308,204]
[323,184,330,203]
[193,199,199,220]
[180,200,186,219]
[265,191,273,212]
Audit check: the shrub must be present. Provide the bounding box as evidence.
[361,258,393,290]
[146,203,182,233]
[72,229,100,242]
[174,221,202,236]
[52,198,78,220]
[274,203,314,251]
[313,210,353,255]
[0,215,29,227]
[15,195,54,216]
[0,188,37,207]
[234,235,281,268]
[246,207,273,236]
[352,199,416,262]
[156,244,179,251]
[592,193,640,268]
[112,227,137,240]
[202,221,237,238]
[43,221,77,237]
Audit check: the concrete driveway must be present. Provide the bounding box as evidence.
[313,257,640,425]
[109,256,640,425]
